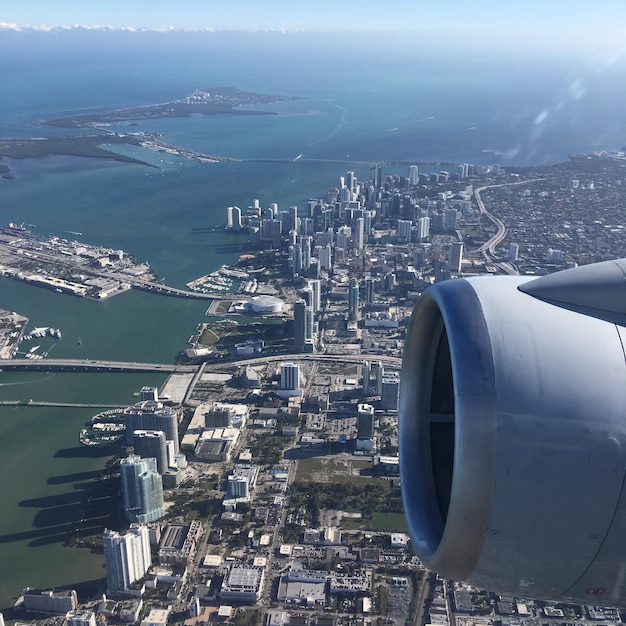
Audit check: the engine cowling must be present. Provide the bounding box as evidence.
[399,259,626,605]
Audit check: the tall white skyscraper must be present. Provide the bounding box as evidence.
[103,526,152,593]
[409,165,419,186]
[354,217,365,250]
[307,279,321,315]
[417,216,430,243]
[120,455,164,524]
[508,243,519,261]
[317,244,332,271]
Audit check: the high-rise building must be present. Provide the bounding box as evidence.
[293,299,308,353]
[348,279,360,322]
[302,236,312,271]
[444,208,458,231]
[103,526,152,593]
[409,165,419,186]
[508,242,520,261]
[357,403,375,439]
[364,276,375,305]
[375,361,384,396]
[354,217,365,250]
[280,362,300,391]
[448,242,464,274]
[124,401,180,454]
[307,279,321,315]
[289,205,299,234]
[317,244,332,271]
[120,455,164,524]
[381,373,400,411]
[362,360,371,395]
[397,219,412,244]
[417,216,430,243]
[133,430,168,475]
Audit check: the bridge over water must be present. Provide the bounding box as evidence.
[0,359,198,374]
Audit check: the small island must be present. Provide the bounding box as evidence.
[43,86,296,128]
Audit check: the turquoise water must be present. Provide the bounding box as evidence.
[1,31,626,607]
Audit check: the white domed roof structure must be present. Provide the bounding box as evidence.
[249,295,284,314]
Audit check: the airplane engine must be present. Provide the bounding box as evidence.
[400,259,626,605]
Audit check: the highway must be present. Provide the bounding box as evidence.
[0,359,198,374]
[472,178,545,274]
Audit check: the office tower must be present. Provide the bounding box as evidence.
[270,219,281,248]
[289,205,299,233]
[103,526,152,593]
[336,227,350,251]
[354,217,365,250]
[362,360,371,395]
[120,455,164,523]
[278,363,302,398]
[302,236,312,271]
[307,279,321,315]
[409,165,419,186]
[317,244,332,271]
[348,279,360,322]
[290,242,303,275]
[375,361,384,396]
[270,202,278,216]
[124,403,179,454]
[381,373,400,411]
[363,210,372,239]
[508,243,519,261]
[363,276,375,305]
[293,299,307,352]
[444,208,458,231]
[434,259,450,283]
[397,219,412,244]
[288,229,298,246]
[301,217,314,236]
[448,242,464,274]
[133,430,168,475]
[417,216,430,243]
[357,403,375,439]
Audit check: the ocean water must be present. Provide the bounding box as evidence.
[1,30,626,607]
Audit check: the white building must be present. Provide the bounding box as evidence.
[103,526,152,594]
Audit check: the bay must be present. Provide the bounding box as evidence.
[1,31,626,607]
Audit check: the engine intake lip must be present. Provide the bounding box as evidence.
[400,278,498,580]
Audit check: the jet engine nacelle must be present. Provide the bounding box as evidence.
[400,259,626,605]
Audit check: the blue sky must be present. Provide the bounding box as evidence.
[3,0,626,35]
[2,0,626,58]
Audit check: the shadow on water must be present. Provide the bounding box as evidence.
[54,446,114,459]
[0,453,125,551]
[47,469,105,484]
